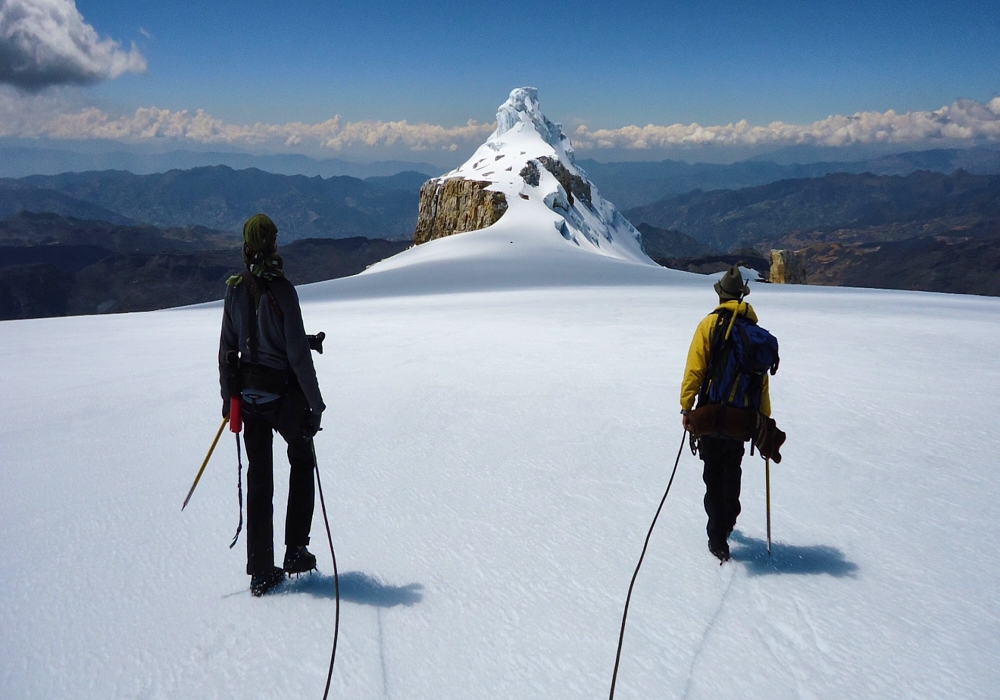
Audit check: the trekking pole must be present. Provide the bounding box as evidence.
[765,457,772,557]
[312,441,340,700]
[182,416,229,511]
[609,429,687,700]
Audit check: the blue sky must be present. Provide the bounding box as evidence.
[1,0,999,163]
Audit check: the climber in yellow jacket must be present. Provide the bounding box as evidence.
[680,303,770,419]
[680,266,770,562]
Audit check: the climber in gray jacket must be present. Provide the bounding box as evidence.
[219,213,325,597]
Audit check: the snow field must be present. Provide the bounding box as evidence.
[2,274,999,699]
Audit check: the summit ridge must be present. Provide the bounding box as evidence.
[492,87,574,162]
[412,88,653,265]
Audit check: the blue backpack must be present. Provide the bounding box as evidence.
[700,309,780,411]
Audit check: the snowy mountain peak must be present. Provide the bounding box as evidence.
[413,88,653,265]
[492,87,575,163]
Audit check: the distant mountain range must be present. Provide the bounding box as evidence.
[0,180,133,224]
[623,169,1000,297]
[0,211,410,319]
[625,169,1000,252]
[1,166,430,241]
[4,148,1000,306]
[634,223,711,258]
[6,143,1000,213]
[787,233,1000,296]
[0,145,444,180]
[581,147,1000,209]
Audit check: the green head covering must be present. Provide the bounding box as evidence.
[242,214,284,280]
[714,265,750,300]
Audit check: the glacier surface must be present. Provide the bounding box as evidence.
[1,195,999,699]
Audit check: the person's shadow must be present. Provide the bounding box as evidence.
[285,571,424,607]
[729,530,859,578]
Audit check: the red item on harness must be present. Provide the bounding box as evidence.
[229,396,243,433]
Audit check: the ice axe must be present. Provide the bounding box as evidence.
[182,416,229,510]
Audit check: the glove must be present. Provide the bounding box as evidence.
[304,410,322,438]
[223,400,231,419]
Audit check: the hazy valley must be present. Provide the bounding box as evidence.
[2,145,1000,320]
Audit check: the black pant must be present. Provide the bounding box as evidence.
[699,436,745,544]
[242,386,315,575]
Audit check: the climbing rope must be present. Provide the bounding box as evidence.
[608,429,687,700]
[312,441,340,700]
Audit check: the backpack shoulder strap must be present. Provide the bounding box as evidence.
[708,309,733,357]
[241,274,286,368]
[697,310,733,404]
[258,278,284,323]
[242,272,260,365]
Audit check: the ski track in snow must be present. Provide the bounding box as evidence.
[2,262,1000,698]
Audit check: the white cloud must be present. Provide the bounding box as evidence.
[0,0,146,90]
[1,90,998,156]
[0,88,496,150]
[572,98,1000,150]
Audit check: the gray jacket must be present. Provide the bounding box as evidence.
[219,275,325,414]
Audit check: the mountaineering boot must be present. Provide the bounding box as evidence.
[283,545,317,575]
[708,538,731,564]
[250,566,285,597]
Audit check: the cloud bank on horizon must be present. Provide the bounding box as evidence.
[1,89,999,156]
[0,0,146,90]
[573,98,1000,150]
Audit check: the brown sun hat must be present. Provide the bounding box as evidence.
[714,265,750,300]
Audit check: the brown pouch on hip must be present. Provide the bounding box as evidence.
[687,404,786,463]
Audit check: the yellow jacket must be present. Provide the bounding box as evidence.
[679,300,771,417]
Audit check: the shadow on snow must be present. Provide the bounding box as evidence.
[729,530,859,578]
[285,570,425,607]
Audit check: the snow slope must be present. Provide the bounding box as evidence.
[420,87,651,265]
[2,207,1000,698]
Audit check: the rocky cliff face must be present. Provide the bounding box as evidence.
[769,249,808,284]
[413,178,508,245]
[410,88,652,265]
